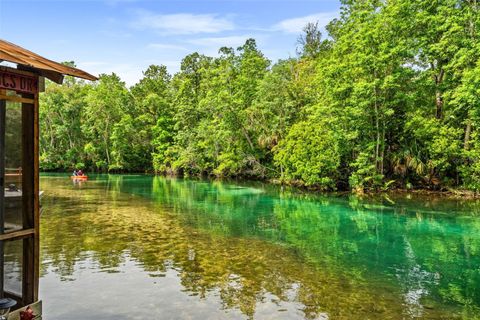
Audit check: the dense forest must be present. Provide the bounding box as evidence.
[40,0,480,192]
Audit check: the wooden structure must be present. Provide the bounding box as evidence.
[0,39,97,313]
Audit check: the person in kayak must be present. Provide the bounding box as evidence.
[73,169,78,176]
[77,169,84,176]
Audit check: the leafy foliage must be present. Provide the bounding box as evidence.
[40,1,480,191]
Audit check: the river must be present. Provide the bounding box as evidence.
[38,174,480,319]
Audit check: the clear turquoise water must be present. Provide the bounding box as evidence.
[39,174,480,319]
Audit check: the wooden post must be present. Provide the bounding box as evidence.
[0,99,5,298]
[21,92,37,305]
[0,99,4,231]
[33,93,40,302]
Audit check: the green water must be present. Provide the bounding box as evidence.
[39,174,480,319]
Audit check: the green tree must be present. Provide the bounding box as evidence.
[83,73,132,171]
[39,63,91,170]
[131,65,173,172]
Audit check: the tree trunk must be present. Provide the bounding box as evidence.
[435,90,443,119]
[463,1,477,150]
[374,84,381,174]
[380,122,385,175]
[242,127,255,152]
[433,67,445,120]
[464,119,472,150]
[105,118,111,166]
[105,141,110,166]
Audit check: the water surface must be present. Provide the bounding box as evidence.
[39,174,480,319]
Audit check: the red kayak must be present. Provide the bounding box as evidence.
[71,175,88,181]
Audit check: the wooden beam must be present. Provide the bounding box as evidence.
[0,66,37,78]
[0,94,35,105]
[0,99,5,233]
[33,93,40,302]
[22,94,34,230]
[0,99,5,298]
[38,69,63,84]
[17,65,63,84]
[0,229,34,241]
[21,92,36,305]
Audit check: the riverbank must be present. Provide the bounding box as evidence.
[41,170,480,200]
[270,177,480,200]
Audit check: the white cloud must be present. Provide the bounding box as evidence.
[132,11,235,35]
[76,61,143,87]
[147,43,189,52]
[184,35,266,57]
[186,35,254,48]
[78,61,109,68]
[273,12,338,34]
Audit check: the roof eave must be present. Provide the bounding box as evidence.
[0,39,98,84]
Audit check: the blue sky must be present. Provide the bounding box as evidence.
[0,0,340,86]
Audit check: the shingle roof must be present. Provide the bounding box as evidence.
[0,39,98,83]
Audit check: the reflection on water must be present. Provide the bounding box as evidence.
[39,174,480,319]
[4,240,22,296]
